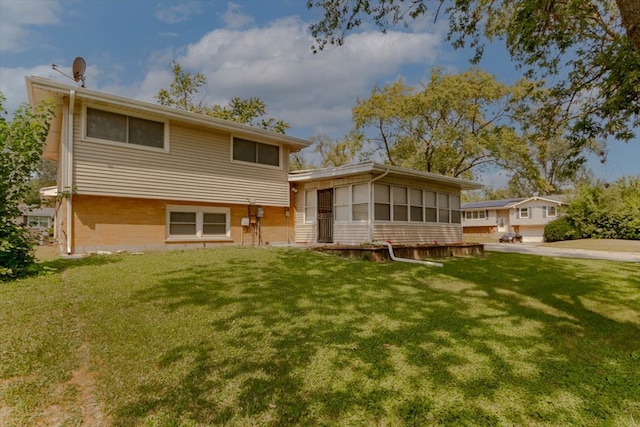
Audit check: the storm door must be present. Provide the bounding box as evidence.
[317,189,334,243]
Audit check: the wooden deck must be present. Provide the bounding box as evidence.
[310,242,484,262]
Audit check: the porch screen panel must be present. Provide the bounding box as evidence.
[304,190,316,222]
[438,193,450,223]
[393,186,408,221]
[425,191,437,223]
[450,195,461,224]
[352,184,369,221]
[374,183,390,221]
[334,187,349,221]
[410,188,423,222]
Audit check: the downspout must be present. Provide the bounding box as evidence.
[368,168,390,242]
[65,90,75,254]
[375,240,443,267]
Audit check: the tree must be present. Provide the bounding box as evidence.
[493,88,602,195]
[351,68,530,179]
[565,176,640,239]
[156,61,289,133]
[23,158,57,206]
[311,133,365,168]
[308,0,640,150]
[0,93,54,280]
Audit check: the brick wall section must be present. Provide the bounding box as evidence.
[71,195,293,253]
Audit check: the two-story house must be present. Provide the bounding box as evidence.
[461,196,565,242]
[27,76,482,254]
[27,76,312,254]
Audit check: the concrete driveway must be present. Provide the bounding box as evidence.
[485,243,640,263]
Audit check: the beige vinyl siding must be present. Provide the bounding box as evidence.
[295,223,316,244]
[72,110,291,206]
[294,186,315,243]
[333,224,369,245]
[372,224,461,244]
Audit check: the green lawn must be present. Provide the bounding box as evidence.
[1,248,639,426]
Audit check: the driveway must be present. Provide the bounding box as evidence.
[485,243,640,263]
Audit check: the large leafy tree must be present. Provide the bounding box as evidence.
[0,93,54,280]
[351,68,531,179]
[308,0,640,150]
[494,88,601,195]
[156,61,289,133]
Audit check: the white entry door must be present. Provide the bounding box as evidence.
[497,216,507,232]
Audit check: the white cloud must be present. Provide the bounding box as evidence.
[0,0,61,52]
[221,2,255,29]
[0,65,61,113]
[155,1,201,24]
[2,14,444,142]
[173,17,443,138]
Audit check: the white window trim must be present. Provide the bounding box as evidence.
[351,183,369,223]
[304,189,317,224]
[230,136,283,170]
[465,210,487,220]
[333,186,350,223]
[166,205,230,240]
[82,104,170,153]
[546,206,557,218]
[372,185,460,225]
[518,207,530,219]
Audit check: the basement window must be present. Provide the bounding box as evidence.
[166,206,230,240]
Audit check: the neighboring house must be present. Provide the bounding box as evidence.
[290,162,482,245]
[26,76,312,254]
[17,205,55,229]
[461,196,565,242]
[16,205,55,245]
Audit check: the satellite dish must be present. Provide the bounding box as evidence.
[72,57,86,87]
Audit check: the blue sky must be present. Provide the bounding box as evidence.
[1,0,637,187]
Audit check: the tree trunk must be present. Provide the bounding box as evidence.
[616,0,640,52]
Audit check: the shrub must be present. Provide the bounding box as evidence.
[544,216,578,242]
[0,93,54,280]
[566,177,640,240]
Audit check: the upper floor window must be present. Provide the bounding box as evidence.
[546,206,557,217]
[518,208,530,218]
[86,107,165,149]
[233,137,280,167]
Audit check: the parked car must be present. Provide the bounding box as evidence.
[499,232,523,243]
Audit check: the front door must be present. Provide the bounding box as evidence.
[317,189,333,243]
[497,215,507,232]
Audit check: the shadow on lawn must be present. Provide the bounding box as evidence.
[31,254,122,277]
[120,249,640,425]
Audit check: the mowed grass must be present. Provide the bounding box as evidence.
[1,248,639,426]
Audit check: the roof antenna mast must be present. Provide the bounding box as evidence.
[51,57,86,87]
